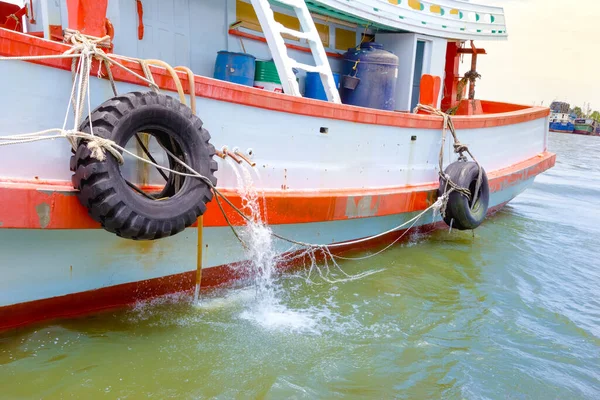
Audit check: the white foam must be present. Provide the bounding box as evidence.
[193,288,255,310]
[240,303,319,334]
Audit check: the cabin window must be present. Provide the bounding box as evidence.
[335,27,357,50]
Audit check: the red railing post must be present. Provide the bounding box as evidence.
[66,0,108,37]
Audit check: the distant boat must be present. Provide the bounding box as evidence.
[573,119,598,135]
[549,112,574,133]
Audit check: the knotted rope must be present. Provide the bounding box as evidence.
[0,31,127,162]
[413,104,483,217]
[0,31,173,163]
[0,34,454,262]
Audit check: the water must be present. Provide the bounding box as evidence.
[1,133,600,399]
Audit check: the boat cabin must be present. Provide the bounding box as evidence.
[1,0,509,115]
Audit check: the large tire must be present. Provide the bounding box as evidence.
[70,91,218,240]
[439,161,489,230]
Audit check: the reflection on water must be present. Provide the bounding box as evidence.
[1,133,600,399]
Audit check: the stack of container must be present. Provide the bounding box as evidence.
[213,43,400,112]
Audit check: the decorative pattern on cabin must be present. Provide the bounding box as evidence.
[305,0,507,39]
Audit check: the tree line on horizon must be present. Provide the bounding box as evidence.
[570,106,600,122]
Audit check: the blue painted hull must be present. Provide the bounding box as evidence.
[549,122,574,133]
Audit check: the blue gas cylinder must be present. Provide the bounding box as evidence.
[340,42,399,110]
[304,72,341,101]
[213,51,256,87]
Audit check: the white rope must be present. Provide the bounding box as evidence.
[0,33,444,262]
[329,199,440,260]
[0,32,161,164]
[270,196,445,250]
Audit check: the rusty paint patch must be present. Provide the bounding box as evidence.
[345,195,381,218]
[35,203,51,228]
[426,189,438,206]
[282,168,288,190]
[108,239,170,271]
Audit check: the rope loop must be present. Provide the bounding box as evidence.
[0,38,459,260]
[84,135,124,164]
[413,103,484,212]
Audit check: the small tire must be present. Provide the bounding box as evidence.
[70,91,218,240]
[439,161,489,230]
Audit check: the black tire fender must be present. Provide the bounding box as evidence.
[70,91,218,240]
[438,161,489,230]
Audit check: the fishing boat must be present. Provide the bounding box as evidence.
[549,112,574,133]
[573,118,598,136]
[0,0,555,330]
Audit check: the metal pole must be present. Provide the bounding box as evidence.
[193,216,203,302]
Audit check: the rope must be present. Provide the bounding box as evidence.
[413,104,484,216]
[0,33,447,262]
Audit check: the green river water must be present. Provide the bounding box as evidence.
[1,133,599,399]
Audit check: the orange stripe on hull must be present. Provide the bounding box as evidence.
[0,29,549,130]
[0,152,556,229]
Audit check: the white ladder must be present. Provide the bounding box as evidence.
[249,0,341,103]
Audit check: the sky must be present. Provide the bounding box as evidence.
[474,0,600,109]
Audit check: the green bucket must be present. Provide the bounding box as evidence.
[254,60,281,84]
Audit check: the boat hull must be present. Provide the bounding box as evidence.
[0,28,555,330]
[549,122,574,133]
[0,153,554,331]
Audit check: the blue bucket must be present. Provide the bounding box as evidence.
[213,51,256,87]
[304,72,341,101]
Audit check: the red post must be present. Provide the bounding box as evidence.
[418,74,442,109]
[441,41,460,112]
[66,0,108,37]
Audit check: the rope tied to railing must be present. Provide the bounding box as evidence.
[0,35,452,263]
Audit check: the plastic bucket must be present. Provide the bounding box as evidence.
[304,72,341,101]
[213,51,256,87]
[254,60,281,85]
[254,59,285,92]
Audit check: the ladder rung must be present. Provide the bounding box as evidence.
[291,62,322,73]
[277,25,318,42]
[250,0,341,103]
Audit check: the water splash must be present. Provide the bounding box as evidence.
[202,159,384,332]
[228,160,279,304]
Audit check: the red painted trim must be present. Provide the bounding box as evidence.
[228,29,344,59]
[0,152,556,229]
[136,0,144,40]
[479,100,530,114]
[66,0,108,37]
[0,28,550,130]
[0,199,512,332]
